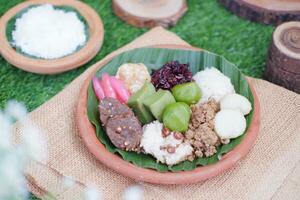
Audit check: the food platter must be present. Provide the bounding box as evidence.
[76,45,260,184]
[0,0,104,74]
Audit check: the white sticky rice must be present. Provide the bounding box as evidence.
[140,121,193,165]
[193,67,235,104]
[12,4,87,59]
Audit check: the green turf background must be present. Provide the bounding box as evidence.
[0,0,274,199]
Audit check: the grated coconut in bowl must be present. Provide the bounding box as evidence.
[12,4,87,59]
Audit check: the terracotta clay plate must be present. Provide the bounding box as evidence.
[76,45,260,184]
[0,0,104,74]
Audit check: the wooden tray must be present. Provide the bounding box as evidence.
[76,45,260,184]
[0,0,104,74]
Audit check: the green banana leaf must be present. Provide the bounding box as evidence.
[87,47,254,172]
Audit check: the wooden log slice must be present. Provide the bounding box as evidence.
[219,0,300,25]
[112,0,187,28]
[265,21,300,93]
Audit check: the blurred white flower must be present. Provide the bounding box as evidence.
[63,176,75,188]
[5,100,27,121]
[0,101,48,200]
[0,111,12,149]
[0,153,28,200]
[20,121,48,163]
[84,185,102,200]
[123,185,144,200]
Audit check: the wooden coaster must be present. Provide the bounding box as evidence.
[265,21,300,93]
[0,0,104,74]
[112,0,187,28]
[219,0,300,25]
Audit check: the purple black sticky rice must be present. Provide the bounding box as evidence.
[151,61,193,90]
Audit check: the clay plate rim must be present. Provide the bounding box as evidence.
[0,0,104,74]
[76,45,260,185]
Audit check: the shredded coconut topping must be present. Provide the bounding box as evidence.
[12,4,87,59]
[140,121,193,165]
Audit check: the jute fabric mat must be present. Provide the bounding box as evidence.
[13,27,300,200]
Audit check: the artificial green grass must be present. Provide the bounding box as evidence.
[0,0,274,199]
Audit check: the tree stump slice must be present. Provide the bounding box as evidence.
[219,0,300,25]
[265,21,300,93]
[112,0,187,28]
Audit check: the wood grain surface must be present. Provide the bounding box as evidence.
[265,21,300,93]
[112,0,187,28]
[219,0,300,25]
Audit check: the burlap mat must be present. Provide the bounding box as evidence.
[14,27,300,200]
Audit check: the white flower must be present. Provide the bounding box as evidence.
[123,185,144,200]
[0,153,28,200]
[5,100,27,121]
[84,185,102,200]
[20,120,48,163]
[0,100,48,200]
[63,176,75,188]
[0,112,12,149]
